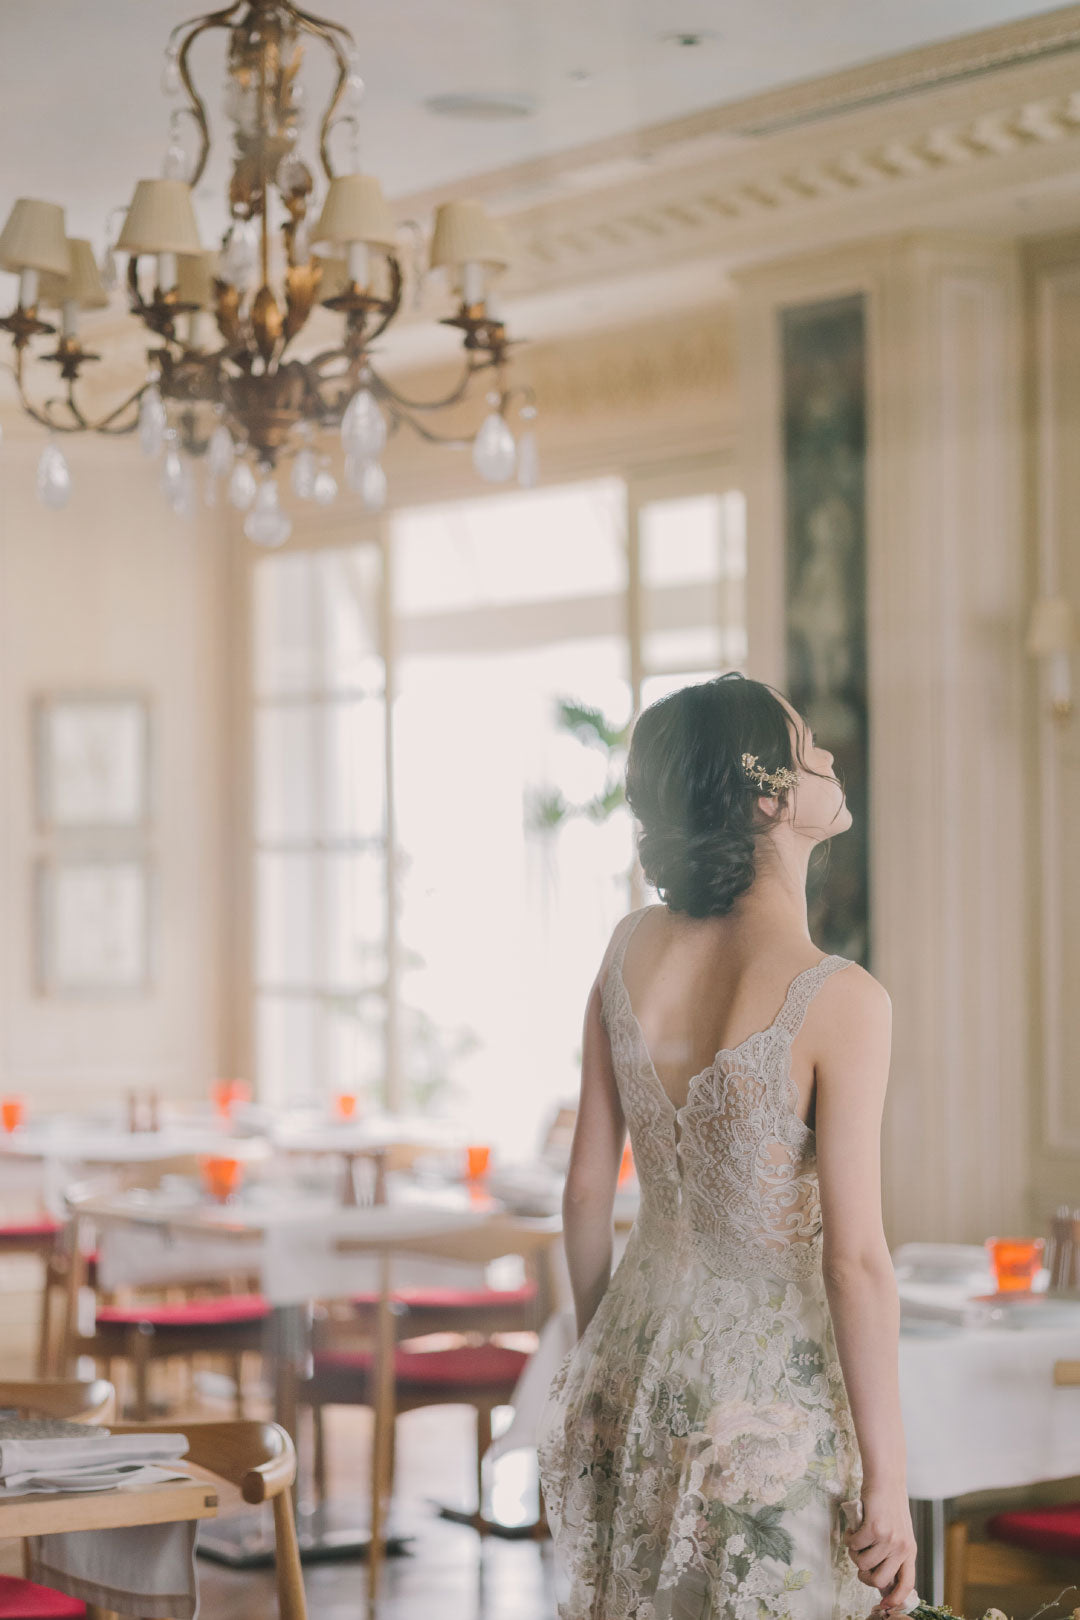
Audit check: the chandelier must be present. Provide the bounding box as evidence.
[0,0,537,543]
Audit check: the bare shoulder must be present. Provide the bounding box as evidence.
[597,904,659,980]
[828,961,891,1017]
[805,960,892,1057]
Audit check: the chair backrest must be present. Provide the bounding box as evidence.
[110,1420,305,1620]
[0,1378,114,1423]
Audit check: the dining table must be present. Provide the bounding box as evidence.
[71,1172,563,1569]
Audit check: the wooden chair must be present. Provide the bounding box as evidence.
[0,1224,67,1379]
[300,1215,561,1609]
[59,1206,268,1420]
[0,1377,114,1424]
[945,1358,1080,1612]
[108,1421,306,1620]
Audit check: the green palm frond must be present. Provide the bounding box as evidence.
[555,699,631,752]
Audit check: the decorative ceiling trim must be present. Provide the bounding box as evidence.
[395,5,1080,217]
[484,55,1080,297]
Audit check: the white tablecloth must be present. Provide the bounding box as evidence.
[900,1317,1080,1497]
[96,1196,509,1303]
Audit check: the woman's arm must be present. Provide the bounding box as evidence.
[813,966,916,1612]
[562,971,626,1340]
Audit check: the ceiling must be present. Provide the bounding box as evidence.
[0,0,1071,252]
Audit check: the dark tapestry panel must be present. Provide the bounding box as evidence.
[780,295,869,967]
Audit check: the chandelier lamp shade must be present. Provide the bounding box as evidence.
[0,0,538,540]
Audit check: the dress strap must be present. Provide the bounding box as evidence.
[774,955,854,1043]
[606,907,652,978]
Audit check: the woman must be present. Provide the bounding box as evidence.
[536,673,915,1620]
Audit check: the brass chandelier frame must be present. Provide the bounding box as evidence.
[1,0,521,471]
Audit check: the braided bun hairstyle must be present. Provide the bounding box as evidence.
[625,673,802,918]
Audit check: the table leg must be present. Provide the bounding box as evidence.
[270,1300,310,1448]
[198,1300,412,1569]
[910,1497,947,1607]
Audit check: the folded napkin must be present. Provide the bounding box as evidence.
[0,1431,188,1492]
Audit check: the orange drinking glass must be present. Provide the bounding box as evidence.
[466,1143,491,1181]
[212,1080,251,1120]
[334,1092,358,1122]
[200,1155,244,1203]
[617,1139,635,1187]
[0,1097,25,1134]
[986,1236,1045,1293]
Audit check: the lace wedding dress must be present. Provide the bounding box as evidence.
[537,907,877,1620]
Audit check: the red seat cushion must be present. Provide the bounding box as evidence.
[0,1576,85,1618]
[350,1282,537,1310]
[988,1501,1080,1558]
[96,1293,268,1328]
[0,1223,61,1241]
[314,1342,529,1389]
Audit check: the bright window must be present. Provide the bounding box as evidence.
[251,470,745,1154]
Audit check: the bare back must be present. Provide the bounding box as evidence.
[617,902,831,1130]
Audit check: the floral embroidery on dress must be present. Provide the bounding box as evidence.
[536,908,877,1620]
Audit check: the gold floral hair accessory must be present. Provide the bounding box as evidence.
[741,752,798,797]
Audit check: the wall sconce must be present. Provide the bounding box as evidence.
[1026,595,1077,722]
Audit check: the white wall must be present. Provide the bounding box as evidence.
[0,422,232,1117]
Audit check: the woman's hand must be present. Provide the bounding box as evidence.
[844,1484,917,1612]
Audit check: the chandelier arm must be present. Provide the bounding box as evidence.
[173,4,247,189]
[7,353,144,436]
[285,3,354,179]
[383,405,478,451]
[369,356,494,415]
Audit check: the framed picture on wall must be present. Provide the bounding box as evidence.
[35,857,152,995]
[34,694,150,831]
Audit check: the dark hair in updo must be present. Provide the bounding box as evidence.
[625,672,814,918]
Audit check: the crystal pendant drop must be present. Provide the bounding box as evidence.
[162,139,189,182]
[99,244,118,293]
[517,427,539,489]
[341,389,386,459]
[312,467,338,506]
[472,409,516,483]
[207,424,235,480]
[172,459,196,519]
[138,386,167,458]
[161,51,181,95]
[228,460,257,511]
[291,446,317,500]
[343,69,366,112]
[221,221,258,288]
[345,455,386,511]
[244,476,293,547]
[161,441,187,511]
[36,442,71,510]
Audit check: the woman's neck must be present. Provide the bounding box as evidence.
[730,834,815,940]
